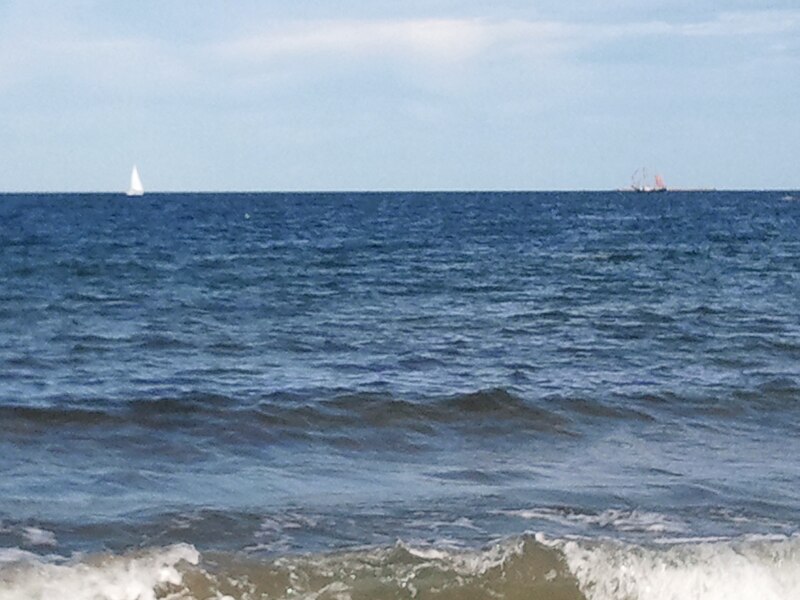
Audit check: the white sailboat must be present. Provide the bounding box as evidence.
[126,165,144,197]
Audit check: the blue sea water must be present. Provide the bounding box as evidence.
[1,190,799,599]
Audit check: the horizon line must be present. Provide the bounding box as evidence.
[1,187,796,195]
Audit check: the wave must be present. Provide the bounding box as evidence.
[0,405,117,428]
[2,534,800,600]
[0,543,199,600]
[3,383,796,442]
[311,388,571,432]
[0,389,574,439]
[556,534,800,600]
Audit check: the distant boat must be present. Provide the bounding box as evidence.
[630,168,667,193]
[126,165,144,197]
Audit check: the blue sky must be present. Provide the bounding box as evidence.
[1,1,798,191]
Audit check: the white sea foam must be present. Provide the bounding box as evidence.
[555,535,800,600]
[509,507,687,534]
[21,526,57,547]
[396,537,525,575]
[0,548,40,565]
[0,543,200,600]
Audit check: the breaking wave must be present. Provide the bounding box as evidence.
[2,534,800,600]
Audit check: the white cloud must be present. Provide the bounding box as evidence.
[212,11,800,70]
[215,19,491,65]
[679,10,800,37]
[3,10,798,97]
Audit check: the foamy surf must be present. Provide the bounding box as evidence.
[0,543,199,600]
[551,534,800,600]
[2,535,799,599]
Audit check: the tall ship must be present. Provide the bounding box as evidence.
[630,168,667,193]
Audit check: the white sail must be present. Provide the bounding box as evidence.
[127,165,144,196]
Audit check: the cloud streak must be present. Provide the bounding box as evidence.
[213,11,800,64]
[2,10,798,97]
[216,19,491,64]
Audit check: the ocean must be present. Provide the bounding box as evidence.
[1,190,799,599]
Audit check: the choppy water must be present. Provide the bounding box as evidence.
[1,190,799,599]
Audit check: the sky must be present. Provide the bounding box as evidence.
[1,1,798,191]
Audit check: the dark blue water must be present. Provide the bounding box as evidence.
[1,191,799,599]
